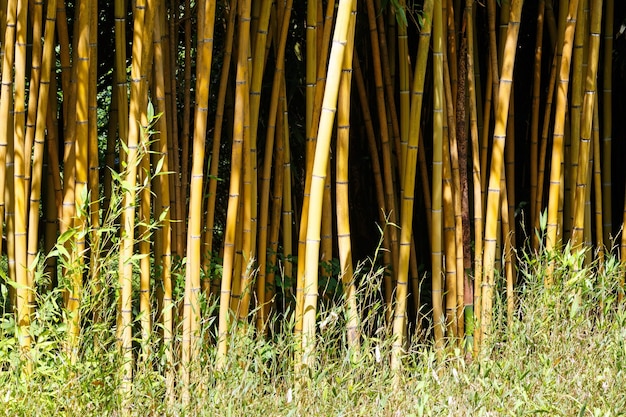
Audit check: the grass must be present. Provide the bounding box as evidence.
[1,244,626,416]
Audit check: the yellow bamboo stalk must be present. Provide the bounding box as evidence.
[480,0,524,344]
[295,0,335,362]
[262,79,287,327]
[23,0,43,196]
[0,0,17,264]
[238,65,253,320]
[239,0,272,320]
[87,0,101,330]
[566,0,587,237]
[118,0,148,389]
[151,3,174,399]
[217,0,251,369]
[26,0,58,359]
[13,0,29,364]
[545,0,579,265]
[571,0,602,250]
[432,0,444,352]
[398,0,409,179]
[442,108,458,340]
[294,0,335,344]
[68,0,92,364]
[391,0,433,369]
[336,0,359,351]
[203,0,237,295]
[182,0,216,394]
[466,0,483,355]
[301,0,355,370]
[137,0,156,363]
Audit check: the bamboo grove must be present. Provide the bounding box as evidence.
[1,0,626,400]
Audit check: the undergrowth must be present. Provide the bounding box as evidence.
[0,245,625,416]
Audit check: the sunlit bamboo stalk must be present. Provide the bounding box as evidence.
[572,0,602,250]
[545,0,579,269]
[391,0,432,369]
[217,0,251,369]
[480,0,524,344]
[301,0,355,370]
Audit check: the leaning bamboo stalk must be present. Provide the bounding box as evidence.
[364,0,399,287]
[238,0,273,318]
[301,0,355,370]
[26,0,58,357]
[391,0,432,368]
[23,0,43,196]
[256,0,293,329]
[373,0,402,170]
[353,52,394,321]
[295,0,335,363]
[480,0,523,344]
[442,108,458,340]
[545,0,579,264]
[533,51,558,250]
[262,80,287,327]
[237,68,254,320]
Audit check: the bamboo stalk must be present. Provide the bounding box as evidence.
[217,0,251,369]
[571,0,602,251]
[480,0,524,344]
[545,0,580,268]
[301,0,355,370]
